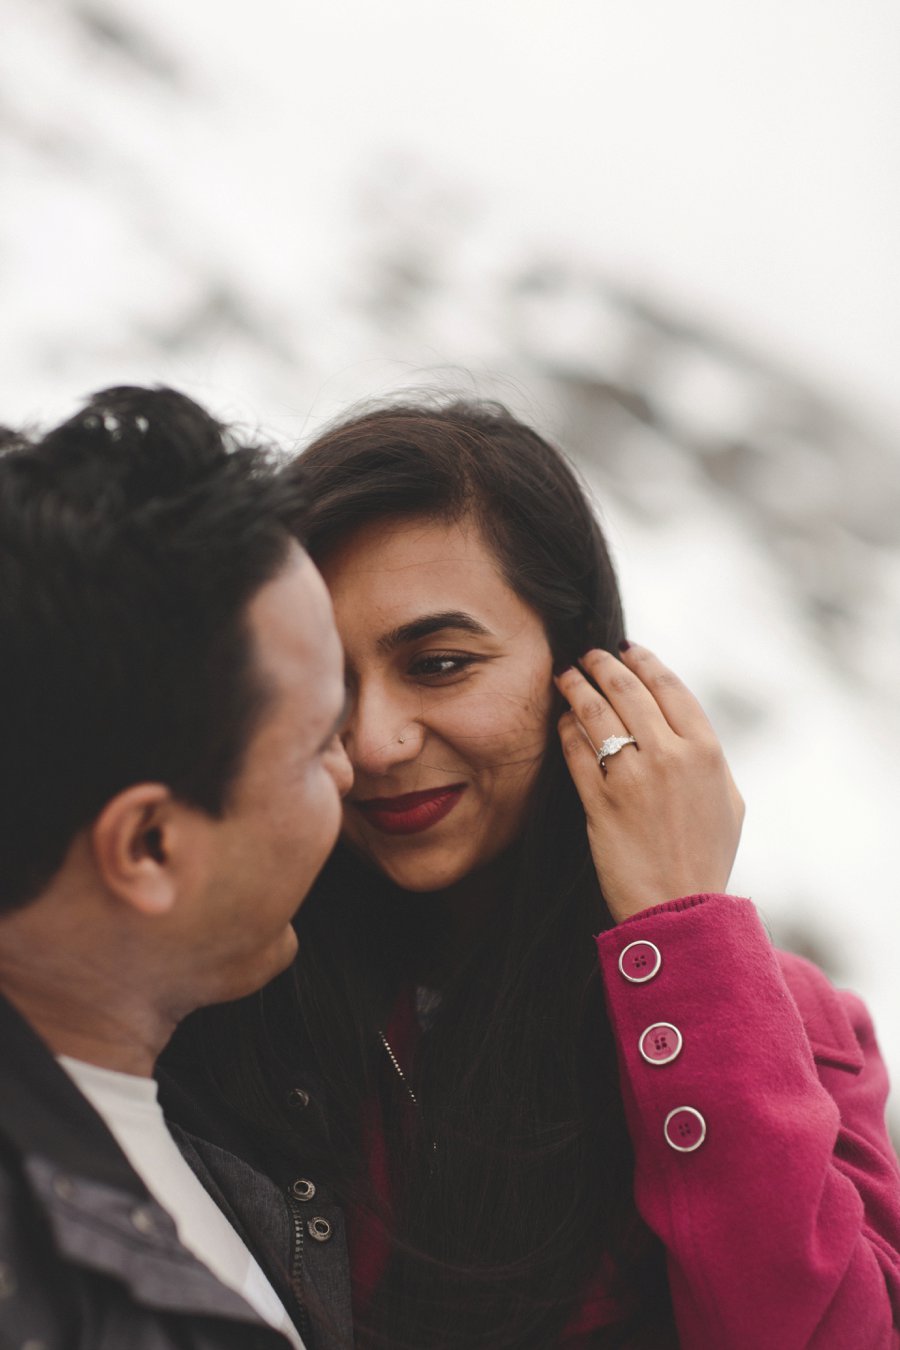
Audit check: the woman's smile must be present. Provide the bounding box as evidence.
[352,783,467,835]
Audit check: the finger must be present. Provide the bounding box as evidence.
[616,642,717,741]
[578,645,715,745]
[557,710,614,806]
[575,648,670,747]
[554,664,629,754]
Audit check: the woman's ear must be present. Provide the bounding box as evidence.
[90,784,180,917]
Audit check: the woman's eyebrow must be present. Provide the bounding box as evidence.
[377,610,492,652]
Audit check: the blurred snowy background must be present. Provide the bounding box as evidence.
[2,1,899,1121]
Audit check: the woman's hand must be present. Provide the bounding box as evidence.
[555,644,744,924]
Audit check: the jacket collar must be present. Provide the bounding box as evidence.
[0,988,146,1195]
[0,990,274,1331]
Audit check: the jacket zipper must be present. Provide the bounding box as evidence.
[288,1195,312,1341]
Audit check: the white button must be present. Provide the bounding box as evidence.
[639,1022,683,1066]
[664,1106,707,1152]
[618,940,662,983]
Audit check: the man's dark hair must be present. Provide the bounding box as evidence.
[0,385,307,912]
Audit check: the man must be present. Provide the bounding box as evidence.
[0,387,353,1349]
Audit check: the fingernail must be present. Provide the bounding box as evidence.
[618,639,631,652]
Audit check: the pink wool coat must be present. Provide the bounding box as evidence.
[594,892,900,1349]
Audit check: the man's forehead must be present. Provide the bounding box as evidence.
[247,551,340,689]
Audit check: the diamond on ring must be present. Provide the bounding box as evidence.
[597,734,637,771]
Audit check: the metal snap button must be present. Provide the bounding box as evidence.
[291,1177,316,1202]
[130,1205,157,1234]
[618,940,662,983]
[51,1174,75,1201]
[663,1106,707,1153]
[287,1087,310,1109]
[307,1216,332,1243]
[639,1022,683,1066]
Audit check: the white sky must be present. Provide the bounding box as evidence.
[126,0,900,426]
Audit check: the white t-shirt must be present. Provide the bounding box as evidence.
[59,1056,305,1350]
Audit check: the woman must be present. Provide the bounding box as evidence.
[166,401,900,1349]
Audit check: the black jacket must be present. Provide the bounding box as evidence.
[0,993,353,1350]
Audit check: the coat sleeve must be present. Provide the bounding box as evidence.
[595,893,900,1350]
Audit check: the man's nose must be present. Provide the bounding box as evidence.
[327,736,354,798]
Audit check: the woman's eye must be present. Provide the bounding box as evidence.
[408,653,476,680]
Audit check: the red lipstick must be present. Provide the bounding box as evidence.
[354,784,466,835]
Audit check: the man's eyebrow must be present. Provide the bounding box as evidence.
[377,611,492,652]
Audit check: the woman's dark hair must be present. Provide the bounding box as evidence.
[176,400,674,1348]
[0,384,306,911]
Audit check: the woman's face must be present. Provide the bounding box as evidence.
[320,514,555,893]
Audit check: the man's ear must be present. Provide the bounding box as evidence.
[90,784,183,917]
